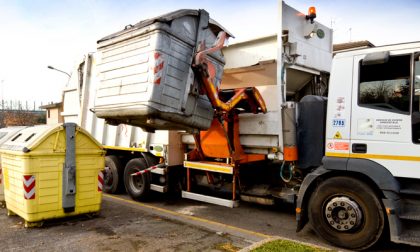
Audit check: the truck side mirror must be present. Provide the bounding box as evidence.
[362,51,390,65]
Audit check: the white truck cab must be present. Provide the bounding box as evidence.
[326,42,420,179]
[297,42,420,249]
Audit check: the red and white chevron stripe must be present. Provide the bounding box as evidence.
[151,52,165,85]
[23,175,35,200]
[98,171,104,192]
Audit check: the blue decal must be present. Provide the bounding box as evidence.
[332,119,345,127]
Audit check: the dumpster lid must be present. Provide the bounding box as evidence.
[0,125,54,152]
[0,123,103,153]
[97,9,234,44]
[0,126,27,147]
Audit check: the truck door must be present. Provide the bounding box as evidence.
[350,51,420,179]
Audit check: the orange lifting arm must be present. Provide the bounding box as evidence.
[188,31,267,164]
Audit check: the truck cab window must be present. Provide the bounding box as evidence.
[359,55,410,113]
[412,54,420,143]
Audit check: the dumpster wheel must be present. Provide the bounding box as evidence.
[25,221,44,228]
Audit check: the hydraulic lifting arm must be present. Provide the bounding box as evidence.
[184,30,268,206]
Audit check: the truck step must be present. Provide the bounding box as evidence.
[400,198,420,220]
[400,189,420,197]
[184,161,234,174]
[394,216,420,246]
[399,212,420,221]
[182,191,239,208]
[150,184,167,193]
[397,232,420,246]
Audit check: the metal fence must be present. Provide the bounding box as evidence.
[0,100,46,127]
[0,100,46,111]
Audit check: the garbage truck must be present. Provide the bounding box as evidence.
[60,3,420,250]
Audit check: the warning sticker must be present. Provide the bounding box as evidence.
[334,131,342,139]
[326,141,349,151]
[334,142,349,151]
[326,142,334,150]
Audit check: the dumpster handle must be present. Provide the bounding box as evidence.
[194,31,227,65]
[53,131,60,152]
[62,123,77,212]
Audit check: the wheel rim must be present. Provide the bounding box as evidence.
[104,166,113,187]
[324,196,363,232]
[128,168,144,194]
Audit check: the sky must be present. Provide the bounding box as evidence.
[1,0,420,106]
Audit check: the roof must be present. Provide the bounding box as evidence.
[334,41,420,59]
[333,40,375,52]
[39,102,62,109]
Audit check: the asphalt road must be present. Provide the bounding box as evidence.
[0,193,419,251]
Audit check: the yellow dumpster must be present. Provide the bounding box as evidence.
[0,123,105,227]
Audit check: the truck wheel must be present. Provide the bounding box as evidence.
[308,176,385,250]
[104,155,124,194]
[124,158,151,201]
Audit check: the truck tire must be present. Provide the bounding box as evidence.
[104,155,124,194]
[124,158,151,201]
[308,176,385,250]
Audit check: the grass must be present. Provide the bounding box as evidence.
[251,239,332,252]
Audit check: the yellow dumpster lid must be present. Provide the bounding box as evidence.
[0,123,103,153]
[0,126,27,147]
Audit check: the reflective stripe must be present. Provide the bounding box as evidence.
[326,152,420,161]
[98,171,104,192]
[23,175,35,200]
[184,161,233,174]
[103,145,147,153]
